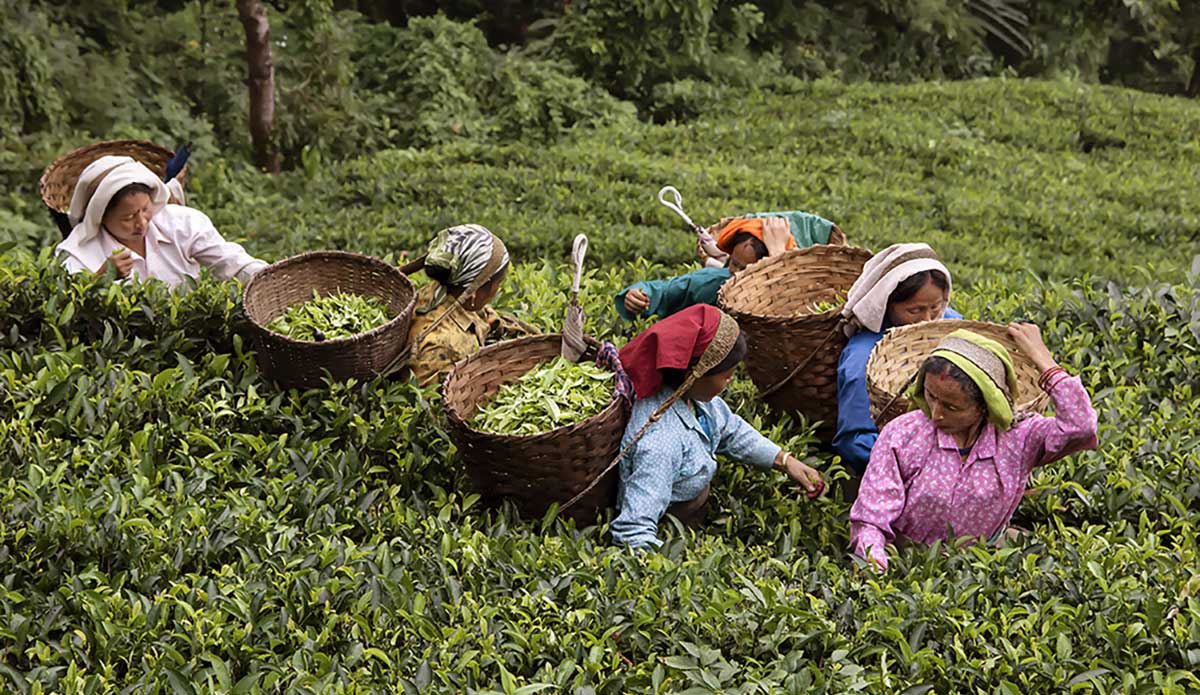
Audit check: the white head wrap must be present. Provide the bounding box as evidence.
[54,156,171,274]
[841,242,951,336]
[64,155,170,244]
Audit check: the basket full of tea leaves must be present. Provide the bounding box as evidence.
[267,289,391,342]
[242,251,416,388]
[471,357,614,436]
[443,334,631,522]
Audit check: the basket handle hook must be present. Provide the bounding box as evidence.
[658,185,726,263]
[570,234,588,299]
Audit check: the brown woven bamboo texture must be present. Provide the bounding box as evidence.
[718,244,873,441]
[242,251,416,389]
[866,319,1052,427]
[443,334,630,523]
[39,140,188,237]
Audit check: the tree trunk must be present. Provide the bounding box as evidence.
[236,0,280,173]
[1189,45,1200,98]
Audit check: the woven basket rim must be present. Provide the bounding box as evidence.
[866,318,1048,408]
[719,244,873,324]
[443,333,624,442]
[39,139,177,213]
[242,250,416,348]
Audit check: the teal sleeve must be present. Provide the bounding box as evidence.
[615,277,677,322]
[614,268,730,322]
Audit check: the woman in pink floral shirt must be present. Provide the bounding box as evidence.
[850,323,1098,571]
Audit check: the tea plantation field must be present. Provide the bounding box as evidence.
[2,79,1200,693]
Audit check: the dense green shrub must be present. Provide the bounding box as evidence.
[138,80,1195,291]
[4,26,1200,694]
[1,238,1199,692]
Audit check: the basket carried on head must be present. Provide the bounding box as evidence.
[719,244,873,441]
[443,334,630,523]
[242,251,416,389]
[39,140,187,237]
[867,319,1051,427]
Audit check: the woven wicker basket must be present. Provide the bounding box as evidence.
[718,244,873,441]
[39,140,187,237]
[242,251,416,389]
[866,319,1052,427]
[443,334,630,523]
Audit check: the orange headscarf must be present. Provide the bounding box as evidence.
[715,218,797,254]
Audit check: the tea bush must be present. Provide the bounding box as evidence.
[2,79,1200,693]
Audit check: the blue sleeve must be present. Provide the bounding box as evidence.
[944,306,963,319]
[833,333,881,475]
[611,427,679,549]
[709,397,781,469]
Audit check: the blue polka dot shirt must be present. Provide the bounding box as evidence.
[611,388,782,548]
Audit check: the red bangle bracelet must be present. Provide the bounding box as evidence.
[1038,366,1067,390]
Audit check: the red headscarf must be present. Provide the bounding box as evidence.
[618,305,725,399]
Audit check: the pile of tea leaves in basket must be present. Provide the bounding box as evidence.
[472,357,614,435]
[267,289,391,341]
[805,290,848,315]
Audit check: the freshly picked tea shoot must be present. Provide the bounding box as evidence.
[804,290,848,315]
[267,289,391,341]
[472,357,614,435]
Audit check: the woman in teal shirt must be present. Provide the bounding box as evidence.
[616,212,838,321]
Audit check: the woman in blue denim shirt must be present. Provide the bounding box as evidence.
[611,305,825,549]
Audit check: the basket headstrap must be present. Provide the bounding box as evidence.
[561,234,589,361]
[757,320,846,399]
[559,313,739,512]
[569,234,588,300]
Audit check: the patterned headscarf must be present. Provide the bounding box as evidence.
[421,224,509,310]
[908,329,1019,430]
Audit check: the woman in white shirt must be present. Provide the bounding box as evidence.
[55,155,268,287]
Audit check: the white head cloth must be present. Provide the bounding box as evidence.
[64,155,169,244]
[841,242,951,336]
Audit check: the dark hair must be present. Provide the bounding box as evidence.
[424,261,508,292]
[661,331,748,389]
[727,232,768,262]
[921,356,986,412]
[889,269,949,305]
[424,263,452,286]
[103,182,154,219]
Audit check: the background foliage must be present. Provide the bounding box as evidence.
[3,0,1200,692]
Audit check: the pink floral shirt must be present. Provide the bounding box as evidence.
[850,375,1098,570]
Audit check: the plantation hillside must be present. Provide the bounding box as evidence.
[2,78,1200,692]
